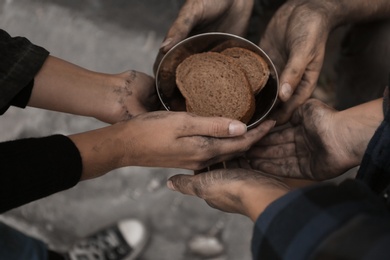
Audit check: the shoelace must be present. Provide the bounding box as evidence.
[67,226,132,260]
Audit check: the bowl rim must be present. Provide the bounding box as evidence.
[155,32,279,129]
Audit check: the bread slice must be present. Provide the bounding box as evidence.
[176,52,255,123]
[221,47,270,94]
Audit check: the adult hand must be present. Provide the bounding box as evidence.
[167,167,289,221]
[247,98,383,181]
[260,0,333,124]
[154,0,254,73]
[122,112,275,170]
[70,111,276,180]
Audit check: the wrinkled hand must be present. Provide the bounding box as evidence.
[153,0,254,73]
[104,70,159,123]
[121,112,275,170]
[247,99,365,181]
[168,167,289,221]
[260,0,334,124]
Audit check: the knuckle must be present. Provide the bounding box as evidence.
[209,121,227,136]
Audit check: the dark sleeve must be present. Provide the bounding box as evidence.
[251,180,390,260]
[0,135,82,213]
[356,77,390,197]
[0,29,49,114]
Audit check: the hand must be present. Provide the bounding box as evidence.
[154,0,254,73]
[247,99,383,181]
[121,112,275,170]
[106,70,160,123]
[167,167,289,221]
[260,0,333,124]
[70,111,276,180]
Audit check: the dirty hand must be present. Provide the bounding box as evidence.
[70,111,276,180]
[153,0,254,73]
[247,99,382,181]
[105,70,159,123]
[121,112,275,170]
[260,0,333,124]
[167,167,289,221]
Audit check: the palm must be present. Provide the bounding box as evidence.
[248,99,352,181]
[292,101,349,180]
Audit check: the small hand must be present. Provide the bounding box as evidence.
[260,0,333,124]
[247,99,367,180]
[167,167,289,221]
[153,0,254,73]
[104,70,159,123]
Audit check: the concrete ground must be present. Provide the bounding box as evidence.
[0,1,254,259]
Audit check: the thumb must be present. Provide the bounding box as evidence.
[185,116,247,137]
[160,3,197,53]
[167,174,200,196]
[278,52,307,102]
[290,102,304,126]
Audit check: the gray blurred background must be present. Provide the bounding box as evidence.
[0,1,255,259]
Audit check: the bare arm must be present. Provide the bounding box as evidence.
[68,111,276,181]
[30,56,158,124]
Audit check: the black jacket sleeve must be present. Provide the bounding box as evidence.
[0,29,49,114]
[0,135,82,213]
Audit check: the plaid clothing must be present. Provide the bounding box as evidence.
[357,86,390,202]
[252,84,390,259]
[252,180,390,260]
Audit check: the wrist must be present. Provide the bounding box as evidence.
[92,74,131,124]
[335,99,384,166]
[68,123,128,180]
[324,0,390,29]
[242,179,289,222]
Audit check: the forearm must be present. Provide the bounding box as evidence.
[29,56,125,123]
[335,98,383,166]
[68,123,128,180]
[326,0,390,28]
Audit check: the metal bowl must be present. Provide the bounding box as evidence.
[155,32,279,129]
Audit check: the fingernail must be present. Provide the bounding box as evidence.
[167,180,176,191]
[229,121,247,135]
[281,83,292,100]
[160,38,173,49]
[268,120,277,128]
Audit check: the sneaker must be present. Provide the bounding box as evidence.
[66,219,148,260]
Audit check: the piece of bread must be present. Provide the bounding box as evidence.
[221,47,270,94]
[175,52,255,123]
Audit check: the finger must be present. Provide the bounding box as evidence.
[160,2,198,53]
[206,119,276,153]
[250,157,303,178]
[253,126,295,146]
[183,115,248,137]
[153,50,165,75]
[247,143,296,159]
[270,81,313,125]
[278,51,310,102]
[167,174,200,196]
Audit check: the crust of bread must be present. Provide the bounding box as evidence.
[176,52,255,123]
[221,47,270,94]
